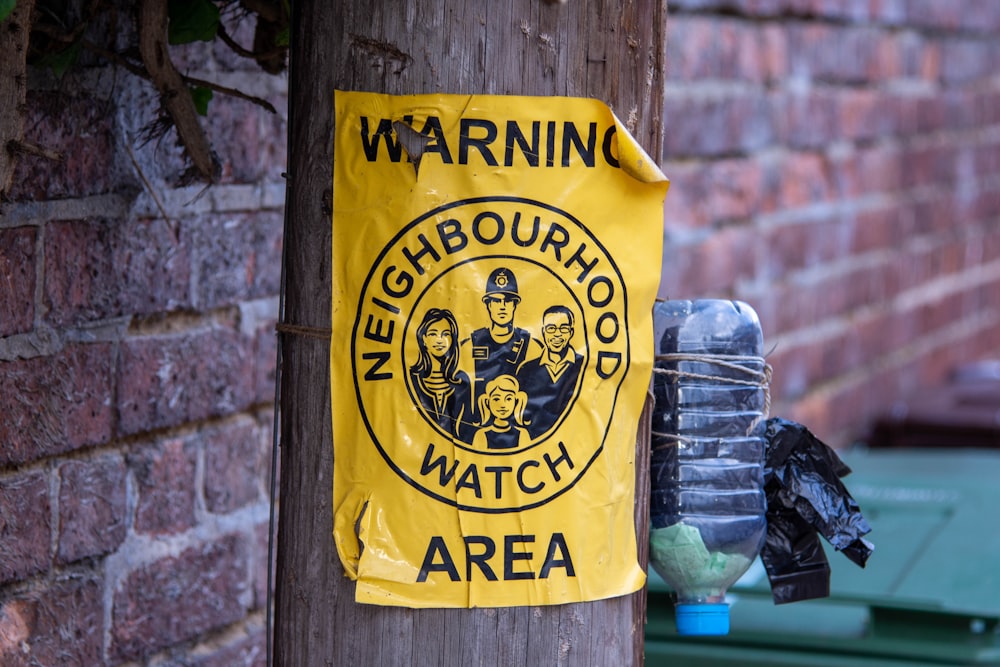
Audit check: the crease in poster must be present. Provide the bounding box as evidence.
[331,91,670,608]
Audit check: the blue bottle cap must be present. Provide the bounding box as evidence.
[674,603,730,636]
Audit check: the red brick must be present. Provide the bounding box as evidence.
[0,471,51,584]
[916,296,964,336]
[759,24,789,81]
[896,32,941,82]
[970,315,1000,358]
[973,137,1000,175]
[969,190,1000,227]
[254,322,278,404]
[944,91,980,131]
[42,221,110,324]
[912,337,966,387]
[960,0,1000,32]
[204,96,288,184]
[191,212,283,310]
[940,38,997,85]
[0,227,36,337]
[781,393,835,445]
[253,521,273,611]
[662,92,774,157]
[44,218,191,326]
[667,17,770,84]
[57,456,127,564]
[131,438,197,535]
[962,227,994,266]
[905,0,960,29]
[850,145,903,197]
[838,89,893,142]
[872,30,904,80]
[741,286,776,337]
[984,227,1000,262]
[973,274,1000,314]
[706,157,767,221]
[661,162,711,229]
[0,343,114,466]
[855,309,907,362]
[666,17,715,83]
[203,419,262,514]
[117,327,256,436]
[767,280,829,334]
[111,535,250,663]
[917,40,943,82]
[775,152,832,210]
[664,225,758,296]
[843,262,898,313]
[833,325,867,382]
[778,90,840,149]
[850,206,900,254]
[815,329,848,380]
[886,92,918,137]
[787,25,884,85]
[762,215,846,278]
[0,574,103,667]
[975,91,1000,126]
[894,245,931,292]
[767,344,811,401]
[913,94,950,133]
[7,92,116,201]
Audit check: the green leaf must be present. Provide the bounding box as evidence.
[37,39,83,79]
[0,0,16,23]
[275,26,289,48]
[168,0,220,45]
[190,86,213,116]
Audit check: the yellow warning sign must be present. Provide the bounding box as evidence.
[331,91,669,607]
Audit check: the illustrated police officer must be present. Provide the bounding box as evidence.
[461,267,541,419]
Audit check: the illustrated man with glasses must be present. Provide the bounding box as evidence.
[515,304,583,439]
[462,267,541,422]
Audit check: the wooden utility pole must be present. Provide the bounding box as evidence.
[275,1,667,664]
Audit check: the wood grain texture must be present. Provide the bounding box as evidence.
[275,1,665,664]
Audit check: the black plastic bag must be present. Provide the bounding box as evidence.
[761,417,874,604]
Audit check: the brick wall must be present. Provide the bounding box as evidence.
[659,0,1000,446]
[0,16,284,666]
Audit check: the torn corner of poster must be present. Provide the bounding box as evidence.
[330,91,669,608]
[332,488,371,580]
[607,110,669,186]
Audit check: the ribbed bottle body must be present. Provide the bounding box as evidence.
[650,300,768,630]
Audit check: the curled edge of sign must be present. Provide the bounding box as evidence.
[609,109,669,187]
[333,487,370,580]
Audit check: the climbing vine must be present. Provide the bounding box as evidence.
[0,0,289,197]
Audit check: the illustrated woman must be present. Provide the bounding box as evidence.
[409,308,473,440]
[472,375,530,451]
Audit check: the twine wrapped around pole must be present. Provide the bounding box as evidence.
[651,353,772,445]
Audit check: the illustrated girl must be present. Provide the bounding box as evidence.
[472,374,530,451]
[409,308,473,440]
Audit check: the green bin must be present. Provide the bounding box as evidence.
[645,448,1000,666]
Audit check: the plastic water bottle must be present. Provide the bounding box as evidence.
[649,299,769,636]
